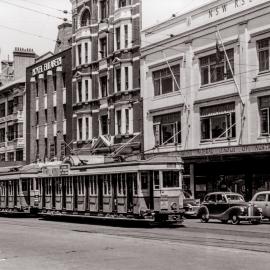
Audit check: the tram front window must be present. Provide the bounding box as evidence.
[163,171,179,188]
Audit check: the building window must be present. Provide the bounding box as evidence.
[100,76,108,97]
[100,0,108,20]
[125,66,129,90]
[16,150,23,161]
[116,110,122,134]
[78,44,82,65]
[36,140,39,158]
[78,118,83,140]
[44,73,48,94]
[153,112,181,146]
[45,109,47,123]
[8,100,13,115]
[125,109,129,134]
[124,25,128,48]
[36,112,39,125]
[257,39,270,72]
[54,136,57,156]
[35,78,39,97]
[53,69,57,91]
[85,80,89,101]
[7,152,14,162]
[62,72,66,88]
[116,27,120,50]
[100,37,107,58]
[0,103,5,117]
[86,117,89,139]
[63,104,67,119]
[118,0,130,8]
[0,128,5,142]
[115,68,121,92]
[101,115,108,135]
[85,43,88,63]
[77,81,82,102]
[153,65,180,96]
[259,96,270,135]
[200,49,234,86]
[80,9,90,27]
[53,107,57,121]
[44,138,48,159]
[200,102,236,141]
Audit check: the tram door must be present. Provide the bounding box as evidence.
[98,175,103,212]
[112,175,117,213]
[14,180,18,207]
[85,176,89,212]
[127,173,134,212]
[5,181,8,207]
[62,177,66,210]
[73,177,78,211]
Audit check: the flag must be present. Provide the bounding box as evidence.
[216,38,222,64]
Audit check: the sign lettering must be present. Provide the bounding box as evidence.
[32,57,62,76]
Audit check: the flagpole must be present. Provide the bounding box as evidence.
[216,29,245,106]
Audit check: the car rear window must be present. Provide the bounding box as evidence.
[255,194,267,202]
[226,194,244,202]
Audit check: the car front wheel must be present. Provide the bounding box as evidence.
[231,215,240,225]
[200,213,209,223]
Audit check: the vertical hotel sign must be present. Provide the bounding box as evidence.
[32,57,62,76]
[208,0,268,19]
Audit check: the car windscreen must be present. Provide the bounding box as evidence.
[226,194,244,202]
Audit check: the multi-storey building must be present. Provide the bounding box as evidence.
[26,47,73,164]
[70,0,142,158]
[0,48,36,166]
[141,0,270,200]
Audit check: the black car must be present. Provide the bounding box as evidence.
[197,192,262,225]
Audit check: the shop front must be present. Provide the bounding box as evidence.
[181,143,270,201]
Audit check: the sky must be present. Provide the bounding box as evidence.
[0,0,212,60]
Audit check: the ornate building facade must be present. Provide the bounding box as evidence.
[70,0,142,158]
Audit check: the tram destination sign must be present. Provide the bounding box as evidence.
[181,143,270,158]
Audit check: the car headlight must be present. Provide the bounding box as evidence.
[257,207,262,213]
[240,206,246,213]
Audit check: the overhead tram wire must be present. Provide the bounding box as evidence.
[0,0,70,22]
[18,0,72,15]
[0,24,57,42]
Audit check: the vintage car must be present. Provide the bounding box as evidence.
[183,191,200,218]
[197,192,262,225]
[250,191,270,220]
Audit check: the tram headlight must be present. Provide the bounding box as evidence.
[170,202,177,211]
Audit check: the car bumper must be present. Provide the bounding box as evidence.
[239,215,262,221]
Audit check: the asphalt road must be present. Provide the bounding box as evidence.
[0,217,269,270]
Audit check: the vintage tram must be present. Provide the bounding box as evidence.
[0,155,185,224]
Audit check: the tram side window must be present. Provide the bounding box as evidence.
[8,182,13,195]
[163,171,179,188]
[117,174,126,195]
[56,179,61,195]
[78,177,85,195]
[133,174,138,195]
[30,179,34,190]
[0,182,5,195]
[90,176,97,195]
[153,171,160,189]
[141,172,148,190]
[66,178,73,195]
[45,179,52,195]
[22,180,28,192]
[103,176,111,196]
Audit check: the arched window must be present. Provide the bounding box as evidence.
[80,9,90,27]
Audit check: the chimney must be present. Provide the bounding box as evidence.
[13,47,36,80]
[54,22,72,54]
